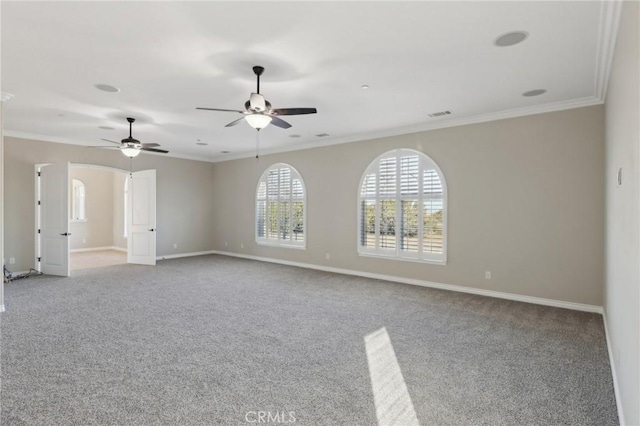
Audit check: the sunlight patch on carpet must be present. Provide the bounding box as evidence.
[365,327,420,426]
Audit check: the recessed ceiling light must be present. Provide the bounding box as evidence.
[289,134,301,138]
[196,142,208,146]
[95,83,120,93]
[361,85,370,90]
[220,151,231,154]
[522,89,547,97]
[494,31,529,47]
[98,126,115,130]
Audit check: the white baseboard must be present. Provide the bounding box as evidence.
[0,304,4,313]
[71,246,126,253]
[208,250,603,314]
[156,250,217,261]
[602,310,625,426]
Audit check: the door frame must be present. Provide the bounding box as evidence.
[34,163,136,273]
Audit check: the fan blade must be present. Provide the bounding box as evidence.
[225,117,246,127]
[249,93,266,111]
[270,116,292,129]
[270,108,317,116]
[141,143,160,148]
[88,146,120,149]
[196,107,245,113]
[100,138,121,145]
[141,147,169,154]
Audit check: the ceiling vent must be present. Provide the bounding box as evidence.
[315,133,330,137]
[428,110,452,118]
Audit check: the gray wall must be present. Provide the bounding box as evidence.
[69,167,116,251]
[4,137,216,271]
[604,1,639,424]
[211,105,605,306]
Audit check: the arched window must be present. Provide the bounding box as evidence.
[358,149,447,264]
[71,178,86,221]
[256,163,306,248]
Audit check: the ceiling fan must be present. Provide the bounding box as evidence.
[91,117,169,158]
[197,65,317,130]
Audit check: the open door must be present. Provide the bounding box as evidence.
[39,162,70,276]
[127,169,156,265]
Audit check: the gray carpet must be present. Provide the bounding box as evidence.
[1,255,618,425]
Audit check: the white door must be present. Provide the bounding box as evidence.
[127,169,156,265]
[40,162,70,276]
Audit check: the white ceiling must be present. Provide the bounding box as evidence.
[1,1,620,162]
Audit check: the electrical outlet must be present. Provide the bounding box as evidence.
[173,243,178,249]
[240,243,244,249]
[224,241,228,247]
[485,271,491,280]
[325,253,330,260]
[82,238,86,244]
[9,257,15,265]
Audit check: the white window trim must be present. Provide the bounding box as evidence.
[255,163,307,249]
[357,148,448,265]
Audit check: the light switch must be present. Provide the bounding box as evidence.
[617,168,622,186]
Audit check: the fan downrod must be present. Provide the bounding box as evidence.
[253,66,265,94]
[126,117,136,140]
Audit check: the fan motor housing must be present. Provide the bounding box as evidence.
[122,137,141,146]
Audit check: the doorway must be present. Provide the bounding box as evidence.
[36,163,157,276]
[68,165,128,271]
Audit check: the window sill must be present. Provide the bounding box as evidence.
[358,251,446,266]
[256,240,306,250]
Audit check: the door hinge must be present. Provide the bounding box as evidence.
[38,229,41,234]
[37,257,41,262]
[37,200,41,205]
[37,171,41,177]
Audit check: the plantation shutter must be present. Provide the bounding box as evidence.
[256,164,306,248]
[423,169,443,254]
[358,149,447,264]
[256,182,266,238]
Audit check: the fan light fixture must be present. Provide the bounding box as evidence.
[121,147,141,158]
[245,114,272,130]
[197,65,317,131]
[90,117,169,156]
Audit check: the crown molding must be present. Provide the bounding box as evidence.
[212,95,604,163]
[594,0,624,102]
